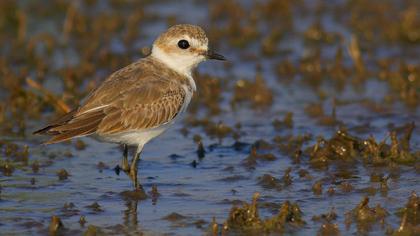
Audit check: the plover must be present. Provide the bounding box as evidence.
[34,24,225,190]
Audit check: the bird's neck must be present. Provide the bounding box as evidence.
[151,46,194,77]
[151,46,197,91]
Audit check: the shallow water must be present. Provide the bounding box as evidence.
[0,0,419,235]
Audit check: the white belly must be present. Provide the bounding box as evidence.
[98,125,169,146]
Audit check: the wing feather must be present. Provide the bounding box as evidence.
[33,59,189,144]
[97,85,186,134]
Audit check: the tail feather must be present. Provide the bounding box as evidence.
[48,111,104,132]
[33,109,77,135]
[33,125,58,135]
[44,121,101,144]
[33,109,105,144]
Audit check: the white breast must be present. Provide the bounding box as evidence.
[180,83,194,112]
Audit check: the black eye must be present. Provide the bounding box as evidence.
[177,40,190,49]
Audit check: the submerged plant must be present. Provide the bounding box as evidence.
[345,197,388,233]
[219,192,305,235]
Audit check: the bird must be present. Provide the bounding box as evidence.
[33,24,225,190]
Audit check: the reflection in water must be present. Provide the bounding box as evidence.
[150,184,160,206]
[123,198,139,230]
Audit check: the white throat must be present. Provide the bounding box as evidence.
[151,46,199,91]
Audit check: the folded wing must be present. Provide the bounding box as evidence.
[33,78,186,144]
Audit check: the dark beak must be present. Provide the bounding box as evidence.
[206,50,226,60]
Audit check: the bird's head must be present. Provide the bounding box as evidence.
[151,24,225,76]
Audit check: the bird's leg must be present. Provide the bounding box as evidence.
[121,144,129,172]
[128,144,144,190]
[114,144,129,175]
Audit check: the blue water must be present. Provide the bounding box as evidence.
[0,0,419,235]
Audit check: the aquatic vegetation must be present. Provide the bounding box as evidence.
[307,129,361,168]
[120,188,148,201]
[312,180,323,195]
[345,197,389,233]
[57,169,69,180]
[0,161,14,176]
[339,182,354,193]
[312,208,340,236]
[394,191,420,234]
[361,122,417,166]
[281,167,292,186]
[257,174,282,191]
[0,0,418,235]
[163,212,187,222]
[327,187,335,196]
[272,112,293,130]
[48,216,63,235]
[31,160,40,173]
[61,202,79,217]
[242,146,277,170]
[274,133,312,156]
[85,202,103,213]
[189,73,224,116]
[74,140,86,150]
[253,139,273,151]
[191,121,233,144]
[305,123,418,168]
[312,208,337,223]
[231,71,273,109]
[83,225,105,236]
[79,216,87,227]
[220,193,305,234]
[196,141,206,159]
